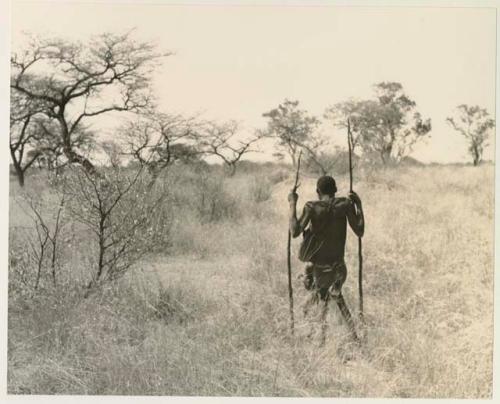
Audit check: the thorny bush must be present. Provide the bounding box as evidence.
[9,166,172,300]
[61,166,170,292]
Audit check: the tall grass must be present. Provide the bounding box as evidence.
[7,163,494,397]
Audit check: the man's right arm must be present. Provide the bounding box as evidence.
[346,192,364,237]
[288,192,311,238]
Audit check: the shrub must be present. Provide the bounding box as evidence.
[193,173,238,223]
[59,167,171,292]
[249,176,272,203]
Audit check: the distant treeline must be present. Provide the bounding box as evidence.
[10,31,495,187]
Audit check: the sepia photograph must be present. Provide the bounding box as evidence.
[1,0,497,399]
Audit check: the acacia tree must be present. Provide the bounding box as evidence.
[123,112,201,184]
[10,31,168,173]
[124,115,264,178]
[262,99,321,168]
[446,105,495,166]
[326,82,431,164]
[197,120,265,176]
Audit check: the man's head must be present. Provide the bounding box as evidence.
[316,175,337,197]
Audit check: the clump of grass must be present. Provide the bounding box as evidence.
[249,176,273,203]
[152,283,209,324]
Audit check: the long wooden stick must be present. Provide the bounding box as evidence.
[347,119,353,192]
[358,236,364,321]
[287,151,302,334]
[347,120,364,322]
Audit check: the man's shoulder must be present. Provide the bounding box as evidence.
[333,197,352,208]
[304,197,352,212]
[304,200,323,210]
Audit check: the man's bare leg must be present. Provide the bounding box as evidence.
[303,290,318,317]
[334,293,359,342]
[303,291,319,338]
[319,293,330,346]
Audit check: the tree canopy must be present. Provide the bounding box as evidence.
[10,31,168,174]
[326,82,431,164]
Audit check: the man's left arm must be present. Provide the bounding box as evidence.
[347,191,365,237]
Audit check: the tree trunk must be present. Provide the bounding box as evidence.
[472,144,480,166]
[16,167,25,187]
[147,165,160,189]
[227,163,237,177]
[10,152,25,187]
[63,145,96,174]
[383,142,393,165]
[58,112,96,174]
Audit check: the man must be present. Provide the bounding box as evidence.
[288,175,364,342]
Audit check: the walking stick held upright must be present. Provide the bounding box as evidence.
[347,119,364,323]
[287,151,302,335]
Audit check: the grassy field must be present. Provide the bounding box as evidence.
[7,162,494,397]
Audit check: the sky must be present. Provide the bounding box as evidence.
[9,0,498,164]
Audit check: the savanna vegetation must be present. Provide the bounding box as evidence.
[8,31,494,397]
[8,162,494,397]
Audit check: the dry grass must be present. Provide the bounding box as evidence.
[7,163,494,397]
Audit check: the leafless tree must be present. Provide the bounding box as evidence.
[197,121,265,176]
[10,31,169,173]
[446,105,495,166]
[123,112,201,184]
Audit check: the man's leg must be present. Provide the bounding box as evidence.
[304,291,320,339]
[303,291,318,318]
[302,263,317,318]
[326,261,359,342]
[333,292,359,342]
[303,264,314,290]
[319,289,330,346]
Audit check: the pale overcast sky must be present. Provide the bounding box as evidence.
[10,0,497,163]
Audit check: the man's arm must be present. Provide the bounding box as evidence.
[288,191,311,238]
[347,191,365,237]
